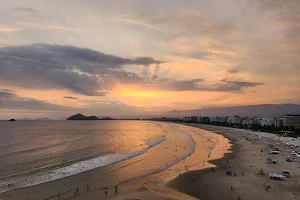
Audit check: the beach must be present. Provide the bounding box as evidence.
[1,123,300,200]
[169,124,300,200]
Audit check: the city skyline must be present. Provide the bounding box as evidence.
[1,0,300,119]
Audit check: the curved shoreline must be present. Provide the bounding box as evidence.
[116,123,231,200]
[169,124,300,200]
[1,122,199,200]
[1,122,233,200]
[168,124,236,199]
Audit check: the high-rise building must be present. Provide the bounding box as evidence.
[283,115,300,129]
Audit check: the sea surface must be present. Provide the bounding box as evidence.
[0,120,197,194]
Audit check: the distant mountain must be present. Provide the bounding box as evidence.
[165,104,300,117]
[67,113,100,120]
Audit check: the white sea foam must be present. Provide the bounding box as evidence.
[146,136,166,147]
[0,136,167,193]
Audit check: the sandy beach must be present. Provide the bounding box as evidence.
[170,124,300,200]
[1,123,300,200]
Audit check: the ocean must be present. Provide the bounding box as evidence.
[0,120,197,194]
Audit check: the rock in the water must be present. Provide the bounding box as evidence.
[67,114,99,120]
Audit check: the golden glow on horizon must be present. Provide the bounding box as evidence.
[114,87,163,98]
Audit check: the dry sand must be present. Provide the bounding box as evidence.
[169,124,300,200]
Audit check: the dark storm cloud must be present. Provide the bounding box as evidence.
[142,78,264,92]
[0,90,16,99]
[0,44,263,94]
[63,96,78,100]
[0,89,67,110]
[213,79,264,92]
[0,44,162,96]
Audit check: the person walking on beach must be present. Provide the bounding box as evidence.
[104,186,108,194]
[115,185,118,194]
[76,188,79,195]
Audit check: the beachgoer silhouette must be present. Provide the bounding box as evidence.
[115,185,118,194]
[76,188,79,195]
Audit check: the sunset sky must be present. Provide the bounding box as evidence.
[0,0,300,119]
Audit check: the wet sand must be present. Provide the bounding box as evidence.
[169,124,300,200]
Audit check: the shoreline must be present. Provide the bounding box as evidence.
[0,122,208,200]
[169,124,300,200]
[1,122,228,200]
[168,124,238,199]
[3,123,299,200]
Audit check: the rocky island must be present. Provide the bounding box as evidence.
[67,114,100,120]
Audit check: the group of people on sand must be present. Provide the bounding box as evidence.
[184,165,190,171]
[265,185,271,191]
[104,185,118,195]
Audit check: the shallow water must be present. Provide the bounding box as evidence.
[0,120,195,193]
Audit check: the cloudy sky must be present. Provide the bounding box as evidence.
[0,0,299,119]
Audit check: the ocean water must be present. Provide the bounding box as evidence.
[0,120,195,194]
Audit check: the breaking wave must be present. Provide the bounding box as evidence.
[0,136,166,193]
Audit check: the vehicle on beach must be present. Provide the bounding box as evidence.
[266,158,278,164]
[269,173,285,180]
[269,150,279,154]
[282,171,290,177]
[266,158,272,164]
[226,169,233,175]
